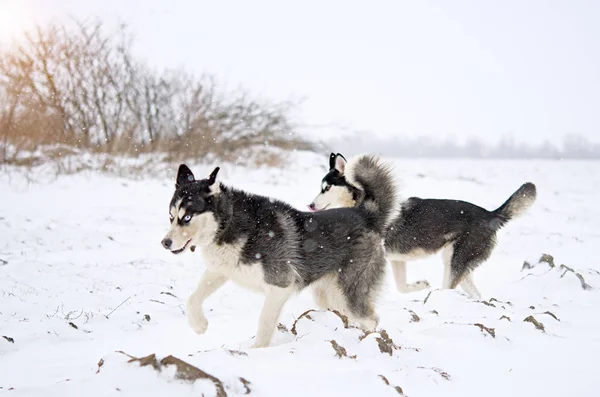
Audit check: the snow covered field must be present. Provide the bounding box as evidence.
[1,155,599,396]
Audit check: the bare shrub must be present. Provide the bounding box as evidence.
[0,20,317,169]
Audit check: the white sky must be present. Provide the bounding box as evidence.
[1,0,599,144]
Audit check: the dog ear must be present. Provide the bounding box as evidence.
[207,166,221,195]
[176,164,195,188]
[329,153,337,169]
[333,153,347,174]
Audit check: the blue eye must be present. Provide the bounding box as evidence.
[183,214,192,223]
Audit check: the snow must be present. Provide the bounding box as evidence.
[1,156,599,396]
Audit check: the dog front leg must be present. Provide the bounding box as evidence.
[252,286,293,348]
[391,260,430,293]
[187,270,228,335]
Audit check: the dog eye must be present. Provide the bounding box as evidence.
[324,185,331,192]
[183,214,192,223]
[169,214,174,222]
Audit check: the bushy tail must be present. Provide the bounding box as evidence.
[344,154,400,233]
[492,182,537,228]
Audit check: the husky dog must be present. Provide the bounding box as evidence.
[161,155,398,348]
[309,153,537,299]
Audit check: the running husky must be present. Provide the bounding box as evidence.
[309,153,537,299]
[161,155,398,348]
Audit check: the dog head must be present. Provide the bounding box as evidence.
[161,164,221,254]
[308,153,358,211]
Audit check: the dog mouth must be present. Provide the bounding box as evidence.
[308,203,329,212]
[171,239,192,255]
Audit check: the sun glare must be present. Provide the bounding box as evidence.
[0,1,31,44]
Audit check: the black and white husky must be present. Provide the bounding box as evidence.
[309,153,537,299]
[161,154,399,348]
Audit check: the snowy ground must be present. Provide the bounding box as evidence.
[1,155,599,396]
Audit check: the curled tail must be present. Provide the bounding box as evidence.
[344,154,400,233]
[492,182,537,228]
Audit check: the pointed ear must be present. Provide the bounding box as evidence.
[176,164,195,188]
[329,153,337,169]
[207,166,221,195]
[333,153,347,174]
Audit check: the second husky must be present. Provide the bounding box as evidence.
[309,153,537,299]
[161,154,398,347]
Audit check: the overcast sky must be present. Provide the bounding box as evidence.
[1,0,599,144]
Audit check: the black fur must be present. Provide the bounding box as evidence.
[170,165,391,320]
[316,155,537,290]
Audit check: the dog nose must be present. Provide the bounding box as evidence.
[162,238,172,249]
[308,203,316,211]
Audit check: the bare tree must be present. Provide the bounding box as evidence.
[0,19,316,167]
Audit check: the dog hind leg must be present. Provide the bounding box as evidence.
[460,272,481,300]
[446,234,493,298]
[311,278,331,310]
[252,286,294,348]
[340,255,386,332]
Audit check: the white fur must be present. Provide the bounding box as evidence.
[460,273,481,300]
[187,270,228,334]
[311,185,355,211]
[343,154,401,230]
[253,285,295,348]
[334,155,346,173]
[505,193,536,218]
[163,211,219,252]
[440,242,481,298]
[310,274,377,331]
[209,180,221,195]
[441,243,454,289]
[389,260,430,293]
[173,201,300,348]
[387,248,432,262]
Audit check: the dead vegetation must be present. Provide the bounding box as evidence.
[443,322,497,339]
[407,309,421,323]
[378,375,405,395]
[473,323,496,338]
[116,351,232,397]
[328,340,356,359]
[489,298,513,307]
[359,329,400,356]
[423,291,433,304]
[0,20,319,172]
[417,366,451,381]
[559,265,592,290]
[522,253,593,290]
[290,309,351,336]
[540,311,560,321]
[290,309,317,336]
[523,316,545,332]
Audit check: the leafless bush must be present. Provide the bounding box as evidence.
[0,20,317,169]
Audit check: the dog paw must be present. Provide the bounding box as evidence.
[356,317,378,332]
[250,341,269,349]
[413,280,430,289]
[187,312,208,334]
[397,280,431,293]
